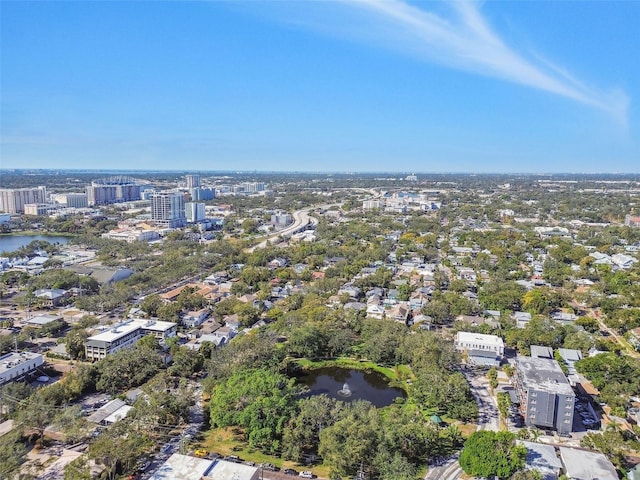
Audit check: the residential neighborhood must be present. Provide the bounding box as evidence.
[1,171,640,480]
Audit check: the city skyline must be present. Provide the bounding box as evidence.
[2,1,639,173]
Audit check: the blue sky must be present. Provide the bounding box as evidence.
[1,0,639,173]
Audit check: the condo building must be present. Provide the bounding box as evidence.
[514,356,575,434]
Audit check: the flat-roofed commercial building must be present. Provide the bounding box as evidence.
[514,356,575,434]
[455,331,504,366]
[139,319,177,341]
[149,454,259,480]
[0,351,44,385]
[85,319,176,361]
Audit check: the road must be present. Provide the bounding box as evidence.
[466,370,501,432]
[424,454,462,480]
[425,370,499,480]
[590,307,640,359]
[245,206,323,253]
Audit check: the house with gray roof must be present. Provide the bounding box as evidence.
[559,447,617,480]
[518,441,562,480]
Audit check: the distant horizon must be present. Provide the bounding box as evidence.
[1,168,640,177]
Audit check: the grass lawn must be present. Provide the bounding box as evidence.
[199,427,332,479]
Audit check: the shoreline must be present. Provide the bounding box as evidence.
[0,231,77,238]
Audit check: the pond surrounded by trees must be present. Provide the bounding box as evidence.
[0,234,72,254]
[297,367,406,407]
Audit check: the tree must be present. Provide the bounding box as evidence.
[141,294,163,316]
[168,346,204,377]
[282,395,344,462]
[459,431,526,479]
[487,367,499,390]
[95,344,164,393]
[241,218,259,234]
[0,431,26,479]
[318,401,381,478]
[510,471,542,480]
[87,424,151,480]
[64,456,92,480]
[498,392,511,421]
[51,405,87,444]
[209,368,298,452]
[0,381,34,416]
[65,328,89,360]
[18,395,57,445]
[522,289,549,315]
[422,299,451,325]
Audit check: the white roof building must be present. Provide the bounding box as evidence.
[455,332,504,354]
[455,332,504,366]
[84,319,177,361]
[150,454,259,480]
[0,351,44,385]
[559,447,617,480]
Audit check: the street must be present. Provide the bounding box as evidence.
[425,369,499,480]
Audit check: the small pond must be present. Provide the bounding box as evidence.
[297,367,406,408]
[0,234,72,254]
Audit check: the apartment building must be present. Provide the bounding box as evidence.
[0,187,47,214]
[151,192,186,228]
[514,356,575,434]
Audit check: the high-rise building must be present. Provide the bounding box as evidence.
[0,187,47,214]
[241,182,265,193]
[189,187,215,201]
[151,192,186,228]
[86,177,141,206]
[51,193,88,208]
[185,174,201,189]
[185,202,206,223]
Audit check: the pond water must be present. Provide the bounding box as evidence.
[0,234,72,254]
[297,367,406,408]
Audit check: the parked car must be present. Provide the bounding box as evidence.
[299,471,313,478]
[284,468,298,476]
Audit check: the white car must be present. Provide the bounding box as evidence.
[299,472,313,478]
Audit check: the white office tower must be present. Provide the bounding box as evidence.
[151,192,186,228]
[185,174,201,189]
[185,202,206,223]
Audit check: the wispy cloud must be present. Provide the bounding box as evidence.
[272,0,629,124]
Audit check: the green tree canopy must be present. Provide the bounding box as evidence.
[459,431,526,479]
